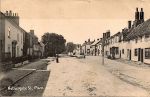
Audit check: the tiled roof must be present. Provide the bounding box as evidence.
[126,19,150,40]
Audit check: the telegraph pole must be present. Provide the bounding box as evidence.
[102,37,105,65]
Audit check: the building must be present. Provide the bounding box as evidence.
[39,42,45,58]
[90,38,102,56]
[81,39,94,56]
[0,10,24,62]
[73,44,81,55]
[125,19,150,64]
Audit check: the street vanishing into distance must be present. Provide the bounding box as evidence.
[3,56,150,96]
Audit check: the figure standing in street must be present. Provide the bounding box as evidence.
[56,54,59,63]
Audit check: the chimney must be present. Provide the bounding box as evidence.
[88,39,90,42]
[9,10,12,16]
[5,11,8,16]
[140,8,144,22]
[128,21,132,29]
[106,30,110,38]
[30,30,34,35]
[135,8,139,20]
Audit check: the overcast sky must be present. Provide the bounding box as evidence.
[1,0,150,44]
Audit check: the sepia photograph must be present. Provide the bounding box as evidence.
[0,0,150,96]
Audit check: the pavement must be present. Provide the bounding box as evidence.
[43,56,149,96]
[0,59,50,96]
[83,56,150,94]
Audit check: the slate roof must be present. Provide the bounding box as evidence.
[126,19,150,40]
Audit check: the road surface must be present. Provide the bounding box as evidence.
[43,56,149,96]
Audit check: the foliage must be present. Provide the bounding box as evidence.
[66,42,76,53]
[42,33,66,56]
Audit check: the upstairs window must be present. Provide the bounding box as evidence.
[17,34,19,42]
[135,39,138,43]
[145,34,150,38]
[8,27,11,38]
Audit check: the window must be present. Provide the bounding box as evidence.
[135,39,138,43]
[116,47,119,54]
[140,36,142,42]
[0,40,2,51]
[145,34,150,41]
[145,34,150,38]
[122,49,124,54]
[17,34,19,42]
[8,44,11,52]
[21,34,23,44]
[134,49,138,56]
[8,27,11,38]
[17,46,19,57]
[145,48,150,59]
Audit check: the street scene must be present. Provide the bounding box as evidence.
[1,0,150,96]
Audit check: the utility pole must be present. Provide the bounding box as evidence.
[102,37,105,65]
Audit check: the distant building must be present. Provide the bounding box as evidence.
[90,38,102,56]
[81,39,94,56]
[39,42,45,58]
[73,44,81,55]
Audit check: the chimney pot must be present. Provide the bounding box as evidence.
[9,10,12,16]
[141,8,143,12]
[6,11,8,16]
[136,7,138,12]
[128,21,132,29]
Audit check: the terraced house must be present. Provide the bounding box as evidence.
[0,11,24,62]
[103,8,150,64]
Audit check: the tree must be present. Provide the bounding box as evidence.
[66,42,76,53]
[41,33,66,57]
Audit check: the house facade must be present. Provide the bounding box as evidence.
[73,44,81,55]
[0,11,24,62]
[102,8,150,64]
[81,39,94,56]
[90,38,102,56]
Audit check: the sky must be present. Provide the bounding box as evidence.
[1,0,150,44]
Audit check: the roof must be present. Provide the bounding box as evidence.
[91,39,102,46]
[82,40,95,46]
[126,19,150,40]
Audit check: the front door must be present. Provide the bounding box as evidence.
[120,50,121,58]
[141,49,143,62]
[129,50,131,60]
[138,48,141,61]
[12,42,17,58]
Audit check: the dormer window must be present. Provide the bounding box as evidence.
[8,27,11,38]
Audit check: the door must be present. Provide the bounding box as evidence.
[141,49,143,62]
[120,50,121,58]
[138,48,141,61]
[12,42,16,58]
[129,50,131,60]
